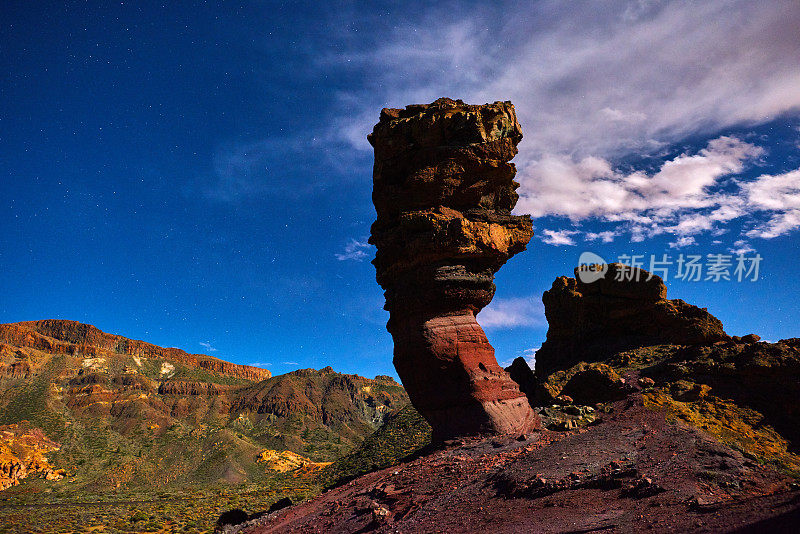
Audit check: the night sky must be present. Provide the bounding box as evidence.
[3,1,799,379]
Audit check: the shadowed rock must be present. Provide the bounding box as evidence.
[535,263,729,377]
[368,98,539,440]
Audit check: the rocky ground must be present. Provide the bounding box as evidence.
[232,383,800,533]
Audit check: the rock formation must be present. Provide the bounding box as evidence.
[255,449,331,473]
[534,263,729,377]
[368,98,538,440]
[0,424,64,491]
[0,320,271,381]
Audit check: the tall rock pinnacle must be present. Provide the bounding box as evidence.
[368,98,539,440]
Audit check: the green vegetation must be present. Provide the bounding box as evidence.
[644,387,800,476]
[322,404,432,488]
[0,477,319,533]
[0,336,416,532]
[0,322,420,531]
[0,405,431,533]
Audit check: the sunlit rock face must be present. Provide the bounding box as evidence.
[368,98,539,440]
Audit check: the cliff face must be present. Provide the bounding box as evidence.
[368,98,538,440]
[3,320,271,382]
[520,265,800,471]
[534,263,728,377]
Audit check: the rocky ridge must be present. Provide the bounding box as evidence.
[535,263,728,377]
[0,320,271,382]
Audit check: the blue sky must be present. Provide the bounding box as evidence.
[2,0,799,380]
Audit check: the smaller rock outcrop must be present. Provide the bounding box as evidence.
[535,263,728,377]
[505,357,537,407]
[0,424,64,491]
[255,450,331,473]
[558,363,632,405]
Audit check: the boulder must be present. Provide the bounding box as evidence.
[559,364,631,405]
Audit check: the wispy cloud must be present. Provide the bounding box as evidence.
[205,138,293,202]
[585,231,618,243]
[730,240,756,255]
[199,341,218,352]
[320,0,800,243]
[335,238,373,261]
[282,361,300,366]
[541,229,579,246]
[249,362,272,368]
[669,236,697,249]
[326,0,800,157]
[204,135,364,202]
[478,297,544,329]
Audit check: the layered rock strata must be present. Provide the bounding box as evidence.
[0,320,271,381]
[368,98,538,440]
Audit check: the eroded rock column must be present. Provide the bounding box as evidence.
[368,98,539,440]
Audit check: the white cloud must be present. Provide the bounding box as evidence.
[742,169,800,212]
[335,238,372,261]
[249,362,272,368]
[282,361,300,366]
[730,240,756,255]
[745,209,800,239]
[328,1,800,157]
[519,138,800,243]
[668,236,697,249]
[585,231,618,243]
[199,341,218,352]
[322,0,800,242]
[477,297,544,329]
[541,229,579,246]
[516,136,763,224]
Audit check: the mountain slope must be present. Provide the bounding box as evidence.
[0,319,270,382]
[0,320,408,494]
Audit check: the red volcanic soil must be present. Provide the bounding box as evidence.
[238,391,800,533]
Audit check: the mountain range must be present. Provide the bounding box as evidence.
[0,319,409,494]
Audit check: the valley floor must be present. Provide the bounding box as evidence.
[0,480,315,533]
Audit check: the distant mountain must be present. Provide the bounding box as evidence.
[0,320,408,492]
[0,319,271,382]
